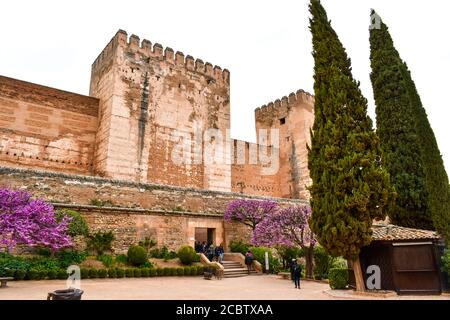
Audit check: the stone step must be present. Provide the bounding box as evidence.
[222,263,243,268]
[223,271,257,278]
[223,268,248,273]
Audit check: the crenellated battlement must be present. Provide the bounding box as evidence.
[92,30,229,84]
[254,89,314,120]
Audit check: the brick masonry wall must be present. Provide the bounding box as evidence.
[231,139,282,197]
[0,166,307,252]
[255,90,314,200]
[90,30,231,191]
[0,76,99,175]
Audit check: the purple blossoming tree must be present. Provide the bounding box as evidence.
[224,199,278,230]
[253,205,317,278]
[0,188,72,253]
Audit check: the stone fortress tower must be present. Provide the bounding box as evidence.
[0,29,314,200]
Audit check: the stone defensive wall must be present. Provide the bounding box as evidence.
[0,166,307,253]
[0,76,99,175]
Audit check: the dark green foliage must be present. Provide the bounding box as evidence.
[249,246,281,273]
[369,10,450,237]
[133,268,141,277]
[35,247,52,257]
[89,269,98,278]
[197,266,206,275]
[115,268,125,278]
[442,249,450,273]
[14,269,27,280]
[162,267,170,276]
[229,240,250,255]
[307,0,394,260]
[140,268,149,277]
[184,266,191,276]
[277,245,302,269]
[0,253,30,276]
[189,266,197,276]
[328,268,349,289]
[38,269,48,280]
[97,269,107,278]
[115,254,128,265]
[156,268,164,276]
[26,268,39,280]
[57,269,68,280]
[47,269,57,280]
[56,209,89,237]
[0,251,87,280]
[177,246,197,265]
[127,245,148,266]
[176,267,184,276]
[86,231,115,255]
[55,250,88,268]
[138,237,157,252]
[165,267,173,276]
[313,246,336,279]
[149,246,177,260]
[149,268,157,277]
[125,269,134,278]
[97,254,114,268]
[80,268,90,279]
[107,268,117,278]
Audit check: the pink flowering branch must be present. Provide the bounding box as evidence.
[224,199,278,230]
[0,188,73,252]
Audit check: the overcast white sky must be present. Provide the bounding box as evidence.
[0,0,449,173]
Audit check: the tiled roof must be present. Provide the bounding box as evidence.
[371,223,441,241]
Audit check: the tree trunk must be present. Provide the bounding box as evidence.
[352,256,365,292]
[305,246,314,279]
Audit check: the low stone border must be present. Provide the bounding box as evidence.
[276,274,329,284]
[323,289,397,299]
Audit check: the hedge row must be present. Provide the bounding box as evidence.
[3,265,209,280]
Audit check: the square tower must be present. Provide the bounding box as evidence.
[90,30,231,191]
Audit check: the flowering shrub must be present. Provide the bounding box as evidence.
[0,189,72,252]
[224,199,278,230]
[252,205,317,278]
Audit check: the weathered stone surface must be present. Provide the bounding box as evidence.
[0,76,99,175]
[0,167,306,252]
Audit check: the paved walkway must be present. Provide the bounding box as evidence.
[0,275,448,300]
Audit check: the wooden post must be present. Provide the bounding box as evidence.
[353,256,365,292]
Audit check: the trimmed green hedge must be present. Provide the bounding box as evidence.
[5,265,207,280]
[328,268,348,290]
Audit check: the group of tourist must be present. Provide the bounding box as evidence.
[195,241,225,264]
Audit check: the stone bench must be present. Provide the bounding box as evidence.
[278,272,291,280]
[0,277,14,288]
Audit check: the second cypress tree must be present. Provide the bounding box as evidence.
[369,10,449,235]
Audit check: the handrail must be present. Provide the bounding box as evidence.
[199,253,224,271]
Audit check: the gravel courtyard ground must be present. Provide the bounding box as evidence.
[0,275,449,300]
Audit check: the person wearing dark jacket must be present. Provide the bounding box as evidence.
[290,260,302,289]
[215,244,224,264]
[245,251,254,274]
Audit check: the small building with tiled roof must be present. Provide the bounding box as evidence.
[371,222,441,242]
[349,222,443,295]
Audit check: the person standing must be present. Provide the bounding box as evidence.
[215,243,224,264]
[207,244,215,262]
[290,259,297,284]
[245,250,254,274]
[292,261,302,289]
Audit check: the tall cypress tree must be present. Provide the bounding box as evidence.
[307,0,394,291]
[369,10,449,237]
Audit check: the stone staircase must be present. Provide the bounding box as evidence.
[221,260,257,278]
